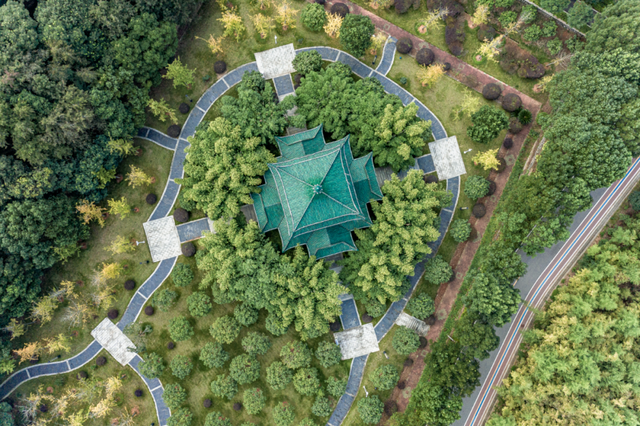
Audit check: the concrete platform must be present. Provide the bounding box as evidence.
[254,43,296,79]
[143,216,182,262]
[334,323,380,360]
[428,136,466,180]
[91,318,136,365]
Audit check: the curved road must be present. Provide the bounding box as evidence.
[456,156,640,426]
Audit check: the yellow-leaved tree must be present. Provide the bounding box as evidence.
[251,13,275,39]
[417,63,446,88]
[473,149,501,170]
[324,13,343,38]
[276,0,297,31]
[76,200,106,227]
[219,8,245,41]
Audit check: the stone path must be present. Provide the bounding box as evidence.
[338,294,361,331]
[375,37,397,76]
[176,217,213,242]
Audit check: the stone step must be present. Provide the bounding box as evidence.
[395,312,430,337]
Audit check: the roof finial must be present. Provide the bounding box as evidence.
[313,184,323,195]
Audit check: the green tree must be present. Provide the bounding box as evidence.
[164,57,195,88]
[0,402,14,426]
[151,289,178,312]
[357,396,384,424]
[210,374,238,400]
[187,292,212,317]
[373,103,431,172]
[326,376,348,397]
[540,0,570,14]
[315,341,342,368]
[450,219,472,242]
[293,367,321,396]
[311,395,333,417]
[107,197,131,219]
[205,412,232,426]
[454,312,499,360]
[178,118,276,221]
[234,303,259,326]
[242,332,271,356]
[466,271,521,326]
[167,408,193,426]
[424,255,453,285]
[630,191,640,211]
[280,341,312,369]
[200,342,229,369]
[243,388,266,415]
[339,14,375,57]
[292,50,323,75]
[163,383,187,409]
[406,293,435,320]
[299,419,316,426]
[340,170,450,304]
[266,361,293,390]
[370,364,400,390]
[467,106,509,144]
[170,355,193,380]
[273,401,295,426]
[169,316,194,342]
[301,3,327,31]
[209,315,241,344]
[172,263,194,287]
[464,175,491,200]
[139,352,165,378]
[392,326,420,355]
[229,354,261,385]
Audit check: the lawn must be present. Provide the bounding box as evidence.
[11,350,157,426]
[10,140,173,366]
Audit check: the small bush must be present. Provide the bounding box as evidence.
[273,401,295,426]
[200,342,229,369]
[214,61,227,74]
[315,341,342,368]
[498,11,517,27]
[229,354,261,385]
[187,292,212,317]
[502,93,522,112]
[424,255,453,285]
[152,289,177,312]
[243,388,266,415]
[541,20,558,37]
[144,306,154,316]
[630,191,640,211]
[450,219,472,243]
[292,50,323,75]
[311,395,333,417]
[301,3,327,31]
[369,364,399,390]
[169,316,194,342]
[181,242,196,257]
[503,137,514,149]
[357,396,384,424]
[326,376,348,397]
[406,293,435,320]
[167,124,181,138]
[330,2,349,17]
[170,354,193,380]
[234,303,258,326]
[146,193,157,204]
[396,37,413,54]
[477,25,496,42]
[468,105,509,143]
[293,367,321,396]
[205,412,231,426]
[210,374,238,400]
[210,315,241,344]
[174,208,189,223]
[523,25,543,42]
[464,175,491,200]
[168,341,175,349]
[124,279,135,291]
[280,341,312,369]
[394,0,412,13]
[139,352,165,378]
[509,116,524,133]
[518,109,532,125]
[164,383,187,410]
[135,389,143,397]
[167,408,193,426]
[392,326,420,355]
[107,309,118,319]
[203,399,212,408]
[96,356,106,367]
[547,38,563,55]
[266,361,293,390]
[415,48,435,66]
[77,371,88,380]
[482,83,502,100]
[241,332,272,356]
[172,263,194,287]
[521,5,537,23]
[473,203,487,218]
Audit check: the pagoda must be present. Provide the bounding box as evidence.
[250,124,382,258]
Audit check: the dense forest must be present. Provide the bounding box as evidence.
[398,0,640,424]
[0,0,201,358]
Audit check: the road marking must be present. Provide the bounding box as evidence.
[26,369,30,378]
[66,360,70,370]
[195,105,205,113]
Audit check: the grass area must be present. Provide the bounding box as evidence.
[11,350,157,426]
[139,253,351,425]
[10,140,173,367]
[342,328,413,426]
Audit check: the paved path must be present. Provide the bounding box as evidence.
[457,157,640,426]
[375,37,397,76]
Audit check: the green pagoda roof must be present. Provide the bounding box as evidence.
[251,124,382,258]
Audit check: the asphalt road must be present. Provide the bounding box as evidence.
[454,157,640,426]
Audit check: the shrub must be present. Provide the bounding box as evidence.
[312,395,333,417]
[167,124,182,138]
[301,3,327,31]
[144,306,154,316]
[273,401,295,426]
[326,376,348,397]
[482,83,502,100]
[503,137,514,149]
[477,25,496,42]
[187,292,212,317]
[234,303,258,326]
[205,412,232,426]
[330,2,349,17]
[369,364,400,390]
[518,109,532,125]
[521,5,537,23]
[229,354,261,385]
[473,203,487,218]
[174,207,189,223]
[523,25,543,42]
[200,342,229,369]
[468,105,509,143]
[164,383,187,409]
[299,419,317,426]
[135,389,143,397]
[392,326,420,355]
[266,361,293,390]
[547,38,563,55]
[170,355,193,380]
[445,23,465,56]
[241,332,271,356]
[396,37,413,54]
[280,341,312,369]
[168,341,175,349]
[243,388,266,415]
[364,299,387,318]
[464,175,491,200]
[394,0,412,14]
[146,193,157,204]
[214,61,227,74]
[542,20,557,37]
[181,242,196,257]
[139,352,165,378]
[168,408,193,426]
[450,219,472,243]
[96,356,106,366]
[203,399,212,408]
[293,367,321,396]
[340,14,375,57]
[77,371,88,380]
[498,11,517,27]
[540,0,570,13]
[107,308,119,319]
[509,117,524,133]
[172,263,194,287]
[124,280,135,291]
[169,316,194,342]
[152,289,177,312]
[315,341,342,368]
[357,396,384,424]
[630,191,640,211]
[210,374,238,400]
[424,255,453,285]
[210,315,241,344]
[406,293,436,320]
[502,93,522,112]
[292,50,323,75]
[568,1,593,28]
[416,48,435,66]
